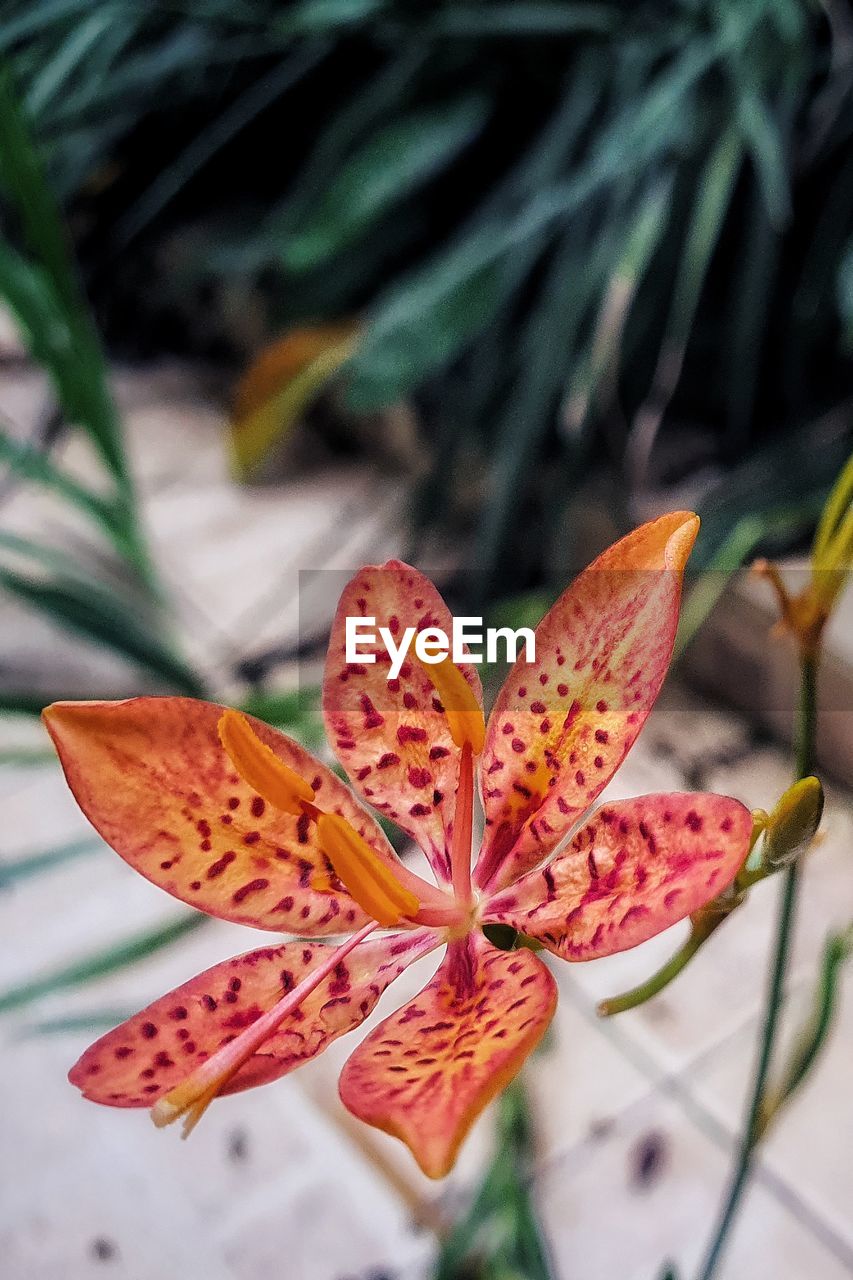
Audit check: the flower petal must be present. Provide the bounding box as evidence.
[323,561,483,882]
[69,929,440,1107]
[339,933,556,1178]
[44,697,404,934]
[483,793,752,960]
[475,513,699,893]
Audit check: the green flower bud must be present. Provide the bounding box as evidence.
[762,777,824,871]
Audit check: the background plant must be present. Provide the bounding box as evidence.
[2,0,851,608]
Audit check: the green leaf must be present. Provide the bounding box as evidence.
[813,450,853,565]
[0,835,102,887]
[435,1078,553,1280]
[564,178,672,434]
[691,424,851,571]
[0,913,208,1013]
[237,686,322,747]
[111,43,327,251]
[348,35,723,409]
[0,62,127,482]
[0,429,123,546]
[0,690,83,716]
[630,125,742,453]
[674,503,820,656]
[430,3,616,36]
[760,926,853,1124]
[23,1008,134,1037]
[0,551,204,696]
[0,746,54,764]
[283,95,491,271]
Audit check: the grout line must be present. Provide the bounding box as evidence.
[226,485,401,649]
[550,970,853,1273]
[149,482,407,677]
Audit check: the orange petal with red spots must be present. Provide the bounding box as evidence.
[44,697,404,935]
[475,513,699,893]
[482,793,751,960]
[323,561,483,883]
[69,930,440,1108]
[339,933,557,1178]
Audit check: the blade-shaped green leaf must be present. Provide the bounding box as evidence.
[283,95,491,271]
[0,835,102,887]
[0,913,208,1013]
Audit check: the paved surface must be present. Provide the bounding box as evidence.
[1,364,851,1279]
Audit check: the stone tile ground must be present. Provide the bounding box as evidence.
[0,364,851,1278]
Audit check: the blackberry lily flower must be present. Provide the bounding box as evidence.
[44,512,751,1178]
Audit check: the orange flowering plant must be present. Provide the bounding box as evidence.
[43,512,752,1179]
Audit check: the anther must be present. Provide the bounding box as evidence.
[218,710,316,816]
[419,655,485,754]
[316,813,420,927]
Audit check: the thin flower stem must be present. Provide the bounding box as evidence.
[597,924,710,1016]
[695,650,818,1280]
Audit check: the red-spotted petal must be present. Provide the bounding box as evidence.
[475,513,699,893]
[339,933,556,1178]
[44,697,406,935]
[482,793,752,960]
[323,561,483,882]
[69,929,440,1107]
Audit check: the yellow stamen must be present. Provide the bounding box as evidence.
[419,655,485,754]
[218,709,315,815]
[316,813,420,927]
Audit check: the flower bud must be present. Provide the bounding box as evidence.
[762,777,824,872]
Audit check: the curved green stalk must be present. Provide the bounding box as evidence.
[598,922,713,1016]
[694,650,817,1280]
[757,926,853,1133]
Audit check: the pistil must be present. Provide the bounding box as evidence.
[449,741,475,909]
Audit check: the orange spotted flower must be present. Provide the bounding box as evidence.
[44,513,752,1178]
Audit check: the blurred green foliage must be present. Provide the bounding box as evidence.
[435,1077,553,1280]
[2,0,851,602]
[0,63,204,708]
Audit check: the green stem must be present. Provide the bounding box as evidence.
[598,923,712,1016]
[695,650,818,1280]
[763,929,850,1123]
